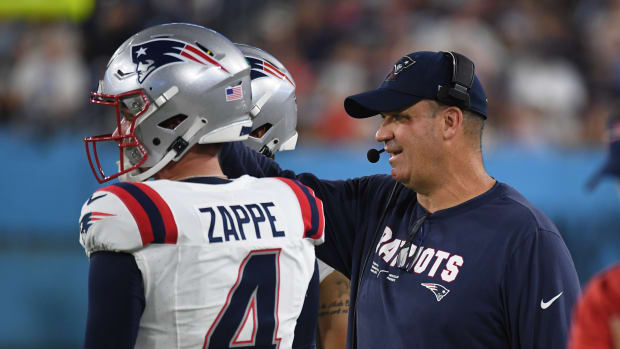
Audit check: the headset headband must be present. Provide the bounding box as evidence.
[437,51,475,109]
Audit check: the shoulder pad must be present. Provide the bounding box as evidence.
[272,177,325,246]
[79,182,178,256]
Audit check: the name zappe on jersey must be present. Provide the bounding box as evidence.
[79,175,324,349]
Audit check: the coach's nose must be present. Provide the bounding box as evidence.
[375,117,394,143]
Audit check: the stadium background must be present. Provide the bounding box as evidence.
[0,0,618,347]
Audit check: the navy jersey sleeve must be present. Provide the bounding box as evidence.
[219,142,394,278]
[84,251,145,349]
[219,141,294,179]
[501,228,581,349]
[292,260,319,349]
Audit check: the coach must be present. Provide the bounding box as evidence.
[220,51,580,348]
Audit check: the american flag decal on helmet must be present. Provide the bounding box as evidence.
[225,86,243,102]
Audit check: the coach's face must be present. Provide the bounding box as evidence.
[376,100,444,191]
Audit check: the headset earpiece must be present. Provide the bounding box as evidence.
[437,51,475,109]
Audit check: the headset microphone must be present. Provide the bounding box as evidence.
[367,148,385,163]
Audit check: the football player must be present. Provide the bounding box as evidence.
[236,43,349,349]
[79,23,324,349]
[570,110,620,349]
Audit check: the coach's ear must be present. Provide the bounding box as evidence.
[440,106,463,141]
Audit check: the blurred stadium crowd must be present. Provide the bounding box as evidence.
[0,2,619,347]
[0,0,618,148]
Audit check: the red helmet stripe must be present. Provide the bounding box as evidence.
[263,61,284,77]
[183,44,229,74]
[263,61,294,86]
[181,50,207,65]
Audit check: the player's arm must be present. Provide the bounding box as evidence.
[79,184,163,348]
[317,269,350,349]
[84,251,145,349]
[292,261,320,349]
[502,228,581,348]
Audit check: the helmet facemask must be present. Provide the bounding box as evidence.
[85,89,151,183]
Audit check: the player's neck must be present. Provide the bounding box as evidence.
[155,147,226,181]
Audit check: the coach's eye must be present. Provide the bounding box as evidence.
[393,114,410,122]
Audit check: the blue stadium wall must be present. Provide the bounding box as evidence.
[0,129,618,348]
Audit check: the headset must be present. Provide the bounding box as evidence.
[353,51,476,348]
[436,51,475,110]
[366,51,475,164]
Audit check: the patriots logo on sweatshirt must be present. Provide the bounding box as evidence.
[421,283,450,302]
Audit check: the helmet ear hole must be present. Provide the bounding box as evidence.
[158,114,188,130]
[153,138,161,146]
[250,123,273,139]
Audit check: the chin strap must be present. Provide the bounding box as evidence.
[119,116,208,182]
[278,132,298,151]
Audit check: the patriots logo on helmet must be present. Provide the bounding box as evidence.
[385,55,416,81]
[421,283,450,302]
[80,211,116,235]
[131,39,229,83]
[247,57,295,86]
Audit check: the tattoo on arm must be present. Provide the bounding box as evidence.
[318,277,351,317]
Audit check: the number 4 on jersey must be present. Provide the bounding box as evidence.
[204,249,282,348]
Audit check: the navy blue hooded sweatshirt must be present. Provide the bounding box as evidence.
[219,142,580,349]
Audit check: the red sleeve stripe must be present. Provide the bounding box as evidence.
[275,177,311,237]
[275,178,324,240]
[302,184,324,239]
[314,193,325,241]
[97,185,154,246]
[97,182,178,245]
[297,182,323,240]
[133,182,178,244]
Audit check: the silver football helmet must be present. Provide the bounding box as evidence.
[236,44,297,158]
[84,23,252,183]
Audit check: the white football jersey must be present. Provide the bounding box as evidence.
[79,175,325,349]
